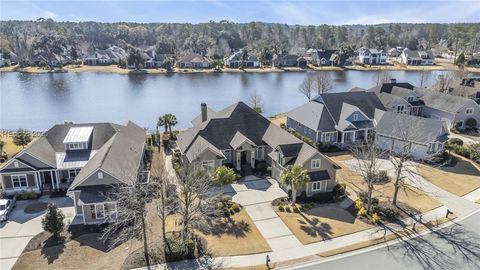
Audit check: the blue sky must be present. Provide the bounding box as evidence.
[1,0,479,25]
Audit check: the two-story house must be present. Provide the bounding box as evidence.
[0,121,148,224]
[176,102,339,197]
[286,91,386,144]
[358,48,388,65]
[399,49,435,65]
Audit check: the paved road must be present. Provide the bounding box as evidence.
[292,211,480,270]
[0,196,74,270]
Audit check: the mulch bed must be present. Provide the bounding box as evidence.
[24,202,48,214]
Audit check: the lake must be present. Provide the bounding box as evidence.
[0,70,450,131]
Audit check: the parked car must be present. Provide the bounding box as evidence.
[0,196,16,221]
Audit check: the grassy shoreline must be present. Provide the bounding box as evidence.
[2,62,478,75]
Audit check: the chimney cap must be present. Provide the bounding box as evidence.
[201,102,207,106]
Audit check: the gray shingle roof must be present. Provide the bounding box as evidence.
[286,101,335,131]
[316,91,386,123]
[375,110,449,145]
[415,88,477,114]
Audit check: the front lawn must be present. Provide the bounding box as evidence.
[416,159,480,196]
[275,205,372,245]
[147,206,271,257]
[13,226,139,270]
[1,136,36,164]
[328,153,442,214]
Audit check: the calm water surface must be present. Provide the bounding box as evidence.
[0,70,449,130]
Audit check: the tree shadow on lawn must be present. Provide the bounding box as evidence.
[40,236,66,264]
[198,215,251,238]
[297,211,333,240]
[375,217,480,270]
[306,206,357,224]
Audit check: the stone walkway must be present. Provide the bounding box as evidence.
[231,176,303,252]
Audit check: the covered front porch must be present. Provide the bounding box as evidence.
[37,169,78,193]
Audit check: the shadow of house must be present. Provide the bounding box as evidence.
[243,179,271,192]
[439,158,480,177]
[306,206,357,224]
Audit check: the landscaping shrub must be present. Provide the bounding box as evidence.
[466,118,478,129]
[449,138,464,146]
[310,192,334,203]
[285,206,292,213]
[254,160,269,175]
[278,205,285,212]
[221,195,232,204]
[355,198,363,210]
[378,205,400,220]
[280,123,286,129]
[332,183,346,200]
[358,207,367,217]
[372,212,380,223]
[230,203,241,213]
[16,192,38,200]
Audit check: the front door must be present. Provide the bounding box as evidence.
[241,151,247,165]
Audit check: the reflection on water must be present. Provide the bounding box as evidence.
[0,70,458,130]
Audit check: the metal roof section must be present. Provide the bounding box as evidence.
[63,126,94,143]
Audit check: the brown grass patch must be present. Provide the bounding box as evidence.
[417,162,480,197]
[329,154,442,214]
[147,207,271,257]
[1,136,37,164]
[276,206,373,245]
[270,115,286,127]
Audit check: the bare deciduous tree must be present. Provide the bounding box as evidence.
[176,163,220,254]
[101,173,158,267]
[248,89,264,113]
[313,72,334,94]
[417,68,431,88]
[154,172,178,255]
[350,136,386,214]
[298,73,316,101]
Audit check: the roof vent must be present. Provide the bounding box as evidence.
[390,78,397,83]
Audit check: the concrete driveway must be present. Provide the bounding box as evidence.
[0,196,75,270]
[230,176,303,252]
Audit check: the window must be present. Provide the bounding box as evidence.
[407,96,414,102]
[12,174,28,188]
[312,181,327,192]
[353,114,358,121]
[201,160,215,171]
[98,172,103,179]
[466,108,474,115]
[458,121,464,128]
[278,153,284,166]
[14,161,19,168]
[397,105,405,112]
[311,159,321,169]
[68,143,85,150]
[324,133,332,142]
[90,204,105,219]
[68,169,81,178]
[222,150,231,163]
[256,146,264,160]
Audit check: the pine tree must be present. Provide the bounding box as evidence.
[41,203,65,239]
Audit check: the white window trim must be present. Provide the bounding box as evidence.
[98,172,103,179]
[256,146,264,160]
[11,174,28,189]
[201,160,215,170]
[90,204,105,220]
[68,168,81,178]
[465,108,474,115]
[312,181,327,192]
[311,159,321,169]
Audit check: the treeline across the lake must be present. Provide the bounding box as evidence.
[0,19,479,64]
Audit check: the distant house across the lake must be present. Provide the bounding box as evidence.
[84,46,128,66]
[399,49,435,65]
[273,54,308,68]
[177,53,211,68]
[357,47,387,65]
[224,50,260,68]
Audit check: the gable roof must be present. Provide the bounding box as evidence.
[375,110,449,145]
[415,88,478,114]
[369,82,415,94]
[69,121,146,190]
[179,53,210,63]
[316,91,386,123]
[286,101,335,131]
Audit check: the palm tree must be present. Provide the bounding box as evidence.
[157,115,168,134]
[281,165,310,205]
[164,114,178,136]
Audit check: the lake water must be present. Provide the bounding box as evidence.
[0,70,451,131]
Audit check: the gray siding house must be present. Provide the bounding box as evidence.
[370,82,480,130]
[374,110,449,160]
[176,102,339,197]
[0,121,148,224]
[287,91,386,144]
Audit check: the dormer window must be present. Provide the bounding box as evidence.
[407,96,414,102]
[63,126,93,151]
[466,108,474,115]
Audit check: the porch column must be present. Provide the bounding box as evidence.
[236,151,241,171]
[34,172,40,190]
[55,170,60,191]
[250,150,255,169]
[365,129,368,140]
[50,170,55,190]
[341,133,345,143]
